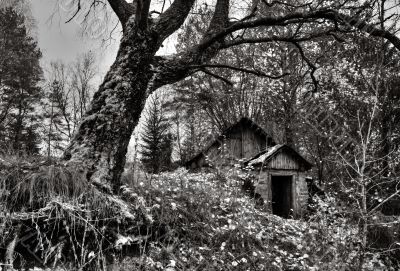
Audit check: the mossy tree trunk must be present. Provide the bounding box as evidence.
[62,0,211,191]
[63,28,156,191]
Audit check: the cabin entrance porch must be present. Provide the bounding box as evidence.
[271,175,293,218]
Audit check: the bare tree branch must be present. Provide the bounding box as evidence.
[204,0,230,36]
[198,9,400,52]
[336,11,400,49]
[291,41,318,91]
[221,30,341,48]
[153,0,196,43]
[191,63,290,79]
[148,4,400,97]
[136,0,151,29]
[201,69,233,86]
[107,0,135,27]
[65,0,81,23]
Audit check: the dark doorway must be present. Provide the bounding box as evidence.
[271,175,293,218]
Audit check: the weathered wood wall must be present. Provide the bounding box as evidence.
[186,118,276,169]
[254,171,309,218]
[205,123,268,165]
[241,128,266,158]
[266,151,300,170]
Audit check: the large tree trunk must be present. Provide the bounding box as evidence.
[61,0,228,191]
[63,25,159,192]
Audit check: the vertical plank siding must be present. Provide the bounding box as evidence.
[267,151,299,170]
[204,124,269,165]
[186,118,275,168]
[242,128,266,158]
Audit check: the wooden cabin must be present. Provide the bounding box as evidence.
[245,144,313,218]
[186,118,275,169]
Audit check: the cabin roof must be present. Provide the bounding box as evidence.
[245,144,313,171]
[222,117,271,138]
[185,117,274,166]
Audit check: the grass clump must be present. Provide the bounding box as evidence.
[3,165,88,211]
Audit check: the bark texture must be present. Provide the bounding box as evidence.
[62,0,228,191]
[63,20,159,191]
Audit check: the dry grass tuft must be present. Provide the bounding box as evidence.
[4,164,89,210]
[0,155,152,270]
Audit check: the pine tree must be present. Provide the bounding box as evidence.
[0,7,43,154]
[140,93,172,173]
[43,80,66,157]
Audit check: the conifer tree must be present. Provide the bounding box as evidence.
[140,93,172,173]
[43,80,66,157]
[0,7,43,154]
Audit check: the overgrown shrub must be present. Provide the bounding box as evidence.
[115,169,396,271]
[1,160,399,270]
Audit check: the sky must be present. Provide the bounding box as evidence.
[30,0,179,86]
[30,0,121,85]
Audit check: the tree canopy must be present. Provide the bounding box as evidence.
[0,7,43,154]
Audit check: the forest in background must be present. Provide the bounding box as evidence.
[0,0,400,270]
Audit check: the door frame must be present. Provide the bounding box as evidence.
[269,172,296,218]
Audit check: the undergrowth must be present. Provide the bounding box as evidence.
[0,157,152,270]
[115,168,395,271]
[0,157,398,270]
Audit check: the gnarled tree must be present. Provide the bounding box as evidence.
[62,0,400,192]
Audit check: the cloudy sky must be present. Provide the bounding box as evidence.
[30,0,120,85]
[30,0,179,86]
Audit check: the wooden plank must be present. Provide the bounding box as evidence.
[266,151,300,170]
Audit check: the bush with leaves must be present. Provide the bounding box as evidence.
[115,169,397,271]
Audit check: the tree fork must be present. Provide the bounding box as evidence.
[61,0,227,191]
